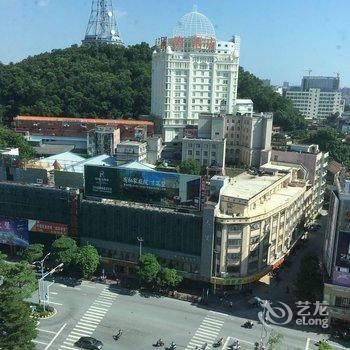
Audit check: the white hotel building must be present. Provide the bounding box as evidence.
[151,8,240,142]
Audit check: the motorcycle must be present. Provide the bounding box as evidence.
[154,339,164,347]
[212,337,223,348]
[169,341,176,349]
[243,321,253,328]
[113,330,123,340]
[232,339,241,350]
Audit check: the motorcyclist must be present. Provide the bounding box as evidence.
[170,341,176,349]
[156,338,164,346]
[115,329,122,338]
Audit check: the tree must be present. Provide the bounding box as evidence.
[157,268,183,289]
[0,127,35,160]
[238,67,306,131]
[266,330,284,350]
[178,159,201,175]
[319,341,332,350]
[23,243,44,264]
[51,236,78,267]
[0,258,37,300]
[295,252,323,302]
[75,245,100,278]
[0,253,37,349]
[136,253,160,284]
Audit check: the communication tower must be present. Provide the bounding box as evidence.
[83,0,124,45]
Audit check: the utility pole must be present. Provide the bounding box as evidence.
[137,237,144,257]
[38,263,63,310]
[34,252,51,305]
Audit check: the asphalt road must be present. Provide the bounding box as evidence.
[30,279,348,350]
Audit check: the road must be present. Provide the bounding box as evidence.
[31,215,349,350]
[30,279,348,350]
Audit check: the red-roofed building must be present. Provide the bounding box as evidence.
[12,116,154,152]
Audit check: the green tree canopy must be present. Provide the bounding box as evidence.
[74,245,100,278]
[23,244,44,264]
[157,268,183,289]
[51,236,78,268]
[0,43,152,124]
[266,331,284,350]
[0,253,37,349]
[238,67,306,131]
[319,341,332,350]
[0,126,35,160]
[136,253,160,284]
[0,257,37,299]
[178,159,201,175]
[304,127,350,167]
[295,252,323,302]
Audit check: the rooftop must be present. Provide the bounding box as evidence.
[173,7,216,39]
[67,154,116,173]
[14,116,153,126]
[38,152,85,169]
[117,161,155,171]
[221,172,286,201]
[118,140,147,147]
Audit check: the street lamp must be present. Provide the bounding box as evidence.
[212,249,219,295]
[258,299,269,349]
[44,280,55,311]
[137,236,144,257]
[38,263,63,310]
[34,252,51,306]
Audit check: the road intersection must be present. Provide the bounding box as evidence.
[30,279,348,350]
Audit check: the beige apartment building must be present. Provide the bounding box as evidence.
[210,164,307,286]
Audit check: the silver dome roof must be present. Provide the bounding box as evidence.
[173,8,216,39]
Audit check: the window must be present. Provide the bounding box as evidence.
[211,152,216,156]
[187,150,192,155]
[227,239,241,247]
[227,253,240,260]
[335,297,350,309]
[196,151,200,156]
[196,144,201,148]
[203,151,208,156]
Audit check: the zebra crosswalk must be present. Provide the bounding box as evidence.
[186,312,226,349]
[58,287,117,350]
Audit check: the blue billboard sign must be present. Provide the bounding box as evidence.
[84,165,201,210]
[0,217,29,247]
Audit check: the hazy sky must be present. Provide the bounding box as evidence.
[0,0,349,86]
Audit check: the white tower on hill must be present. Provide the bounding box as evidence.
[151,7,240,142]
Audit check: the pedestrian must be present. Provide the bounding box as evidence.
[229,301,233,308]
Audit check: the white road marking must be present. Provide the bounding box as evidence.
[44,323,66,350]
[305,338,310,350]
[89,305,108,311]
[37,328,56,334]
[222,336,231,349]
[50,292,58,295]
[32,340,49,345]
[47,301,63,306]
[60,345,77,350]
[185,314,226,350]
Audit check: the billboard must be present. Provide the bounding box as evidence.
[336,231,350,269]
[332,271,350,287]
[0,217,29,247]
[28,220,68,235]
[84,165,201,210]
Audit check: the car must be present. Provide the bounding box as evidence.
[75,337,103,350]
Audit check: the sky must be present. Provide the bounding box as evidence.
[0,0,349,86]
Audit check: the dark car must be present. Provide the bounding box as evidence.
[75,337,103,350]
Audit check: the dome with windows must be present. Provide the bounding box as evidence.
[173,7,216,39]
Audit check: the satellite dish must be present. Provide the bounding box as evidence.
[111,29,116,35]
[108,11,113,17]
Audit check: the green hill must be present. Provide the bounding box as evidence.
[0,43,304,131]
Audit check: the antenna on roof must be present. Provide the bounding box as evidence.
[192,4,198,12]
